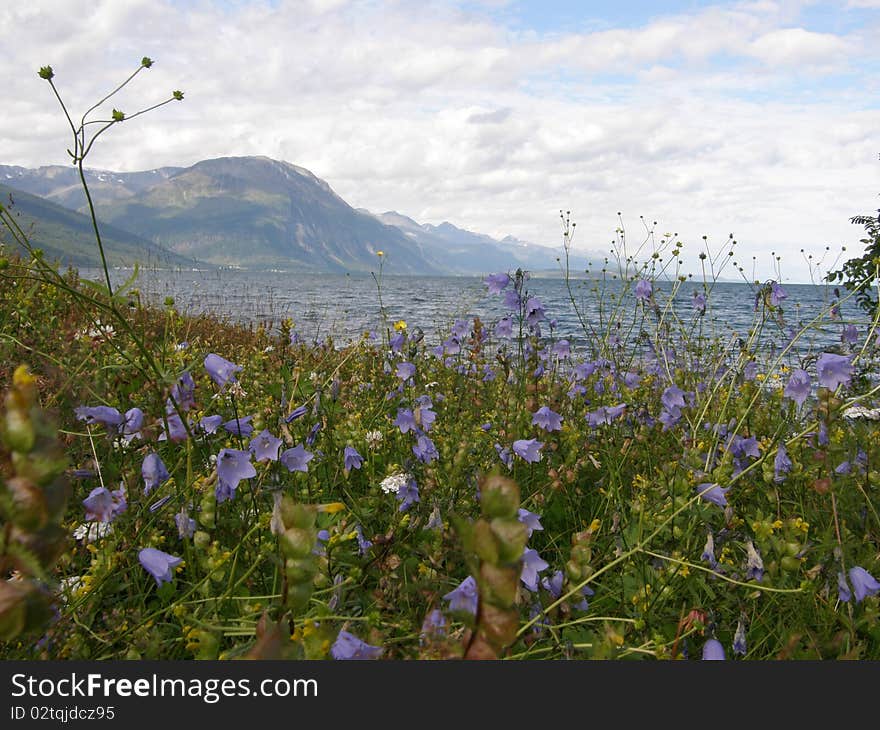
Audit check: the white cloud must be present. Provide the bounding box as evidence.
[1,0,878,281]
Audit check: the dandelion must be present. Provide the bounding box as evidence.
[138,548,183,588]
[280,444,314,473]
[331,630,383,660]
[443,576,478,616]
[512,438,543,463]
[204,353,242,389]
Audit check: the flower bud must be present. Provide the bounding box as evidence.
[285,556,318,584]
[480,475,520,519]
[4,477,48,531]
[280,527,315,559]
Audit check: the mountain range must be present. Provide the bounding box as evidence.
[0,156,600,275]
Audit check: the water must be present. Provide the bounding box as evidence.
[85,267,868,355]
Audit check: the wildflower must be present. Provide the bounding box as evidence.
[443,576,478,615]
[284,404,308,423]
[661,385,686,411]
[494,316,514,338]
[355,524,373,555]
[280,444,314,473]
[622,371,641,389]
[552,339,571,358]
[503,288,521,310]
[745,540,764,582]
[701,532,717,569]
[541,570,565,599]
[222,415,253,438]
[170,371,196,411]
[426,504,443,530]
[215,448,256,503]
[149,495,172,513]
[365,430,383,449]
[521,548,550,591]
[484,272,510,294]
[199,415,224,434]
[702,638,726,660]
[74,405,123,430]
[634,279,652,301]
[379,472,413,495]
[572,584,595,612]
[525,297,546,326]
[138,547,183,588]
[396,478,421,512]
[389,331,406,352]
[696,482,729,508]
[769,281,787,306]
[733,618,747,656]
[393,408,418,434]
[204,353,241,389]
[783,369,811,407]
[121,407,145,441]
[72,521,112,543]
[774,443,792,483]
[344,446,364,471]
[835,460,851,475]
[413,435,438,464]
[848,566,880,603]
[443,336,461,355]
[82,486,127,523]
[396,361,416,381]
[495,443,513,469]
[512,438,543,463]
[842,324,859,345]
[305,422,322,446]
[692,291,707,313]
[532,406,563,433]
[816,352,853,391]
[659,407,682,431]
[247,429,281,463]
[743,361,758,381]
[517,508,544,537]
[159,412,189,442]
[838,571,852,602]
[141,452,170,495]
[451,319,470,340]
[175,508,196,539]
[420,609,447,643]
[331,630,383,660]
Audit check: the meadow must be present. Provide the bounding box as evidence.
[2,59,880,661]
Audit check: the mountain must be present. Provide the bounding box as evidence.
[0,183,197,269]
[2,156,602,275]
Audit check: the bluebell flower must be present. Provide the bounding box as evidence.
[171,371,196,411]
[355,524,373,555]
[305,421,322,446]
[74,405,123,430]
[634,279,652,301]
[284,404,308,423]
[495,443,513,469]
[396,478,420,511]
[701,532,717,569]
[148,495,172,513]
[138,547,183,587]
[142,452,170,495]
[517,508,544,537]
[199,415,224,434]
[572,584,595,612]
[420,609,447,643]
[502,288,521,310]
[121,407,145,440]
[521,547,549,591]
[733,617,747,656]
[203,353,241,389]
[222,415,254,438]
[393,408,417,434]
[662,385,686,411]
[848,566,880,602]
[816,352,853,390]
[413,435,438,464]
[552,339,571,358]
[842,324,859,345]
[451,319,470,339]
[82,486,127,523]
[743,360,758,381]
[622,371,641,389]
[249,429,282,462]
[396,361,416,381]
[745,540,764,582]
[774,443,792,483]
[692,291,707,313]
[541,570,564,599]
[702,638,726,660]
[525,297,546,326]
[215,448,256,503]
[835,460,851,475]
[512,438,543,463]
[175,508,196,540]
[659,407,682,431]
[159,411,189,442]
[280,444,314,473]
[696,483,729,508]
[532,406,563,432]
[494,316,514,338]
[344,445,364,471]
[330,631,383,660]
[769,281,787,306]
[390,331,406,352]
[784,369,811,407]
[838,571,852,602]
[484,272,510,294]
[443,576,478,615]
[417,404,437,431]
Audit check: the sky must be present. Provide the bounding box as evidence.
[2,0,879,282]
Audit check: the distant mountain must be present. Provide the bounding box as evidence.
[1,156,602,276]
[0,183,197,269]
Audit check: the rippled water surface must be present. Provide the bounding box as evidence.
[88,268,867,355]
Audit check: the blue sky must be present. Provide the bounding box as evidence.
[2,0,879,281]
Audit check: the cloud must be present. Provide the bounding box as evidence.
[1,0,879,281]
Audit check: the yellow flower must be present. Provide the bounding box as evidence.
[393,320,407,331]
[376,250,384,257]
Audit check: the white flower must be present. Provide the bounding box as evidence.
[842,405,880,421]
[365,430,384,449]
[72,521,113,543]
[379,472,413,495]
[263,345,275,353]
[59,576,85,603]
